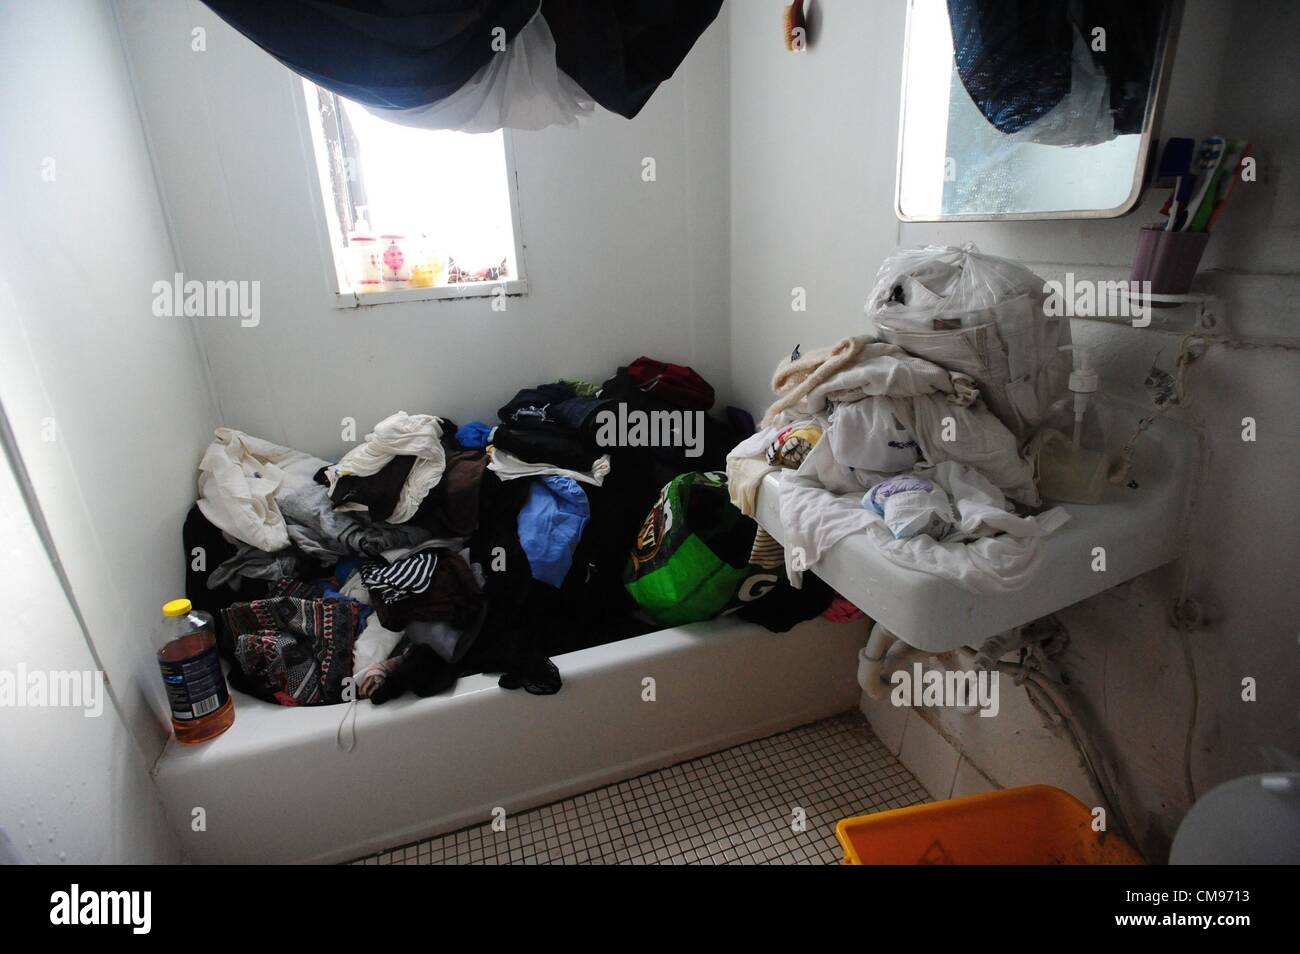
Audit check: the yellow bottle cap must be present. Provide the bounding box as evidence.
[162,598,193,618]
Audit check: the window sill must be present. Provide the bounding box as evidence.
[333,279,528,309]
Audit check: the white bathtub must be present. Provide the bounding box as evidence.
[152,615,864,864]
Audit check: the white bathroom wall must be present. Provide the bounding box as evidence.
[113,0,732,458]
[0,0,219,766]
[730,0,1300,857]
[0,440,182,864]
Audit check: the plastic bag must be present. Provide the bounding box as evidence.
[865,244,1071,441]
[883,489,955,540]
[862,475,955,541]
[365,11,594,134]
[866,243,1047,330]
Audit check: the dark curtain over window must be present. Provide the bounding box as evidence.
[202,0,724,121]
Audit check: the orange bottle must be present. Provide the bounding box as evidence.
[155,599,235,743]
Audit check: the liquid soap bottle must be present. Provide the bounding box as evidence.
[1037,345,1109,504]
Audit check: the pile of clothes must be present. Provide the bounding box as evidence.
[727,335,1070,595]
[726,246,1080,595]
[183,356,846,709]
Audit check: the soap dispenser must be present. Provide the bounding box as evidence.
[1037,345,1109,504]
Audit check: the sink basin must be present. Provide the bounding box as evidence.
[754,407,1188,652]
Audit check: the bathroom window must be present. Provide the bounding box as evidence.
[300,81,526,306]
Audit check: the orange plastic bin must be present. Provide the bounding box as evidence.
[835,784,1143,865]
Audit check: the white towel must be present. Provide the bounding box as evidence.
[779,445,1068,594]
[327,411,445,523]
[486,446,610,486]
[197,427,327,551]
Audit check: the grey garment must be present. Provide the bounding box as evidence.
[209,543,307,590]
[277,481,432,564]
[405,603,487,665]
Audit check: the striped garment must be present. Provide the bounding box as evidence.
[359,551,438,605]
[749,528,785,570]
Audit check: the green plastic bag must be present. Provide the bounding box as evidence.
[624,471,757,627]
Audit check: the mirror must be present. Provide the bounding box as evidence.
[896,0,1181,221]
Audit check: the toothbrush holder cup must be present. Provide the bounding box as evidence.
[1130,226,1210,296]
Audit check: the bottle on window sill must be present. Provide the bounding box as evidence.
[380,232,410,288]
[347,205,383,292]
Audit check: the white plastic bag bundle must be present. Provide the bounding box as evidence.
[365,11,594,134]
[883,489,954,540]
[862,475,956,541]
[866,243,1047,330]
[865,244,1071,441]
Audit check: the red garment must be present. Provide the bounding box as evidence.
[822,596,865,624]
[626,356,715,411]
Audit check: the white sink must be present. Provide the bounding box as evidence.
[754,407,1189,652]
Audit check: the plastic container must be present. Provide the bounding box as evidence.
[1037,345,1109,504]
[380,233,410,287]
[347,206,383,292]
[154,598,234,744]
[348,235,383,292]
[407,238,446,289]
[1038,435,1108,504]
[836,784,1143,864]
[1130,226,1209,296]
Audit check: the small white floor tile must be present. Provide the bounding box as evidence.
[349,711,929,865]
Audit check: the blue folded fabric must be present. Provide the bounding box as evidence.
[456,421,495,449]
[333,557,362,586]
[517,476,590,587]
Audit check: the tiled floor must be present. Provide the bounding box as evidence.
[351,710,930,865]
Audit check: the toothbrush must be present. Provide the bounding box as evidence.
[1179,136,1225,231]
[1205,141,1252,233]
[1155,138,1195,232]
[1189,139,1242,232]
[1166,174,1196,231]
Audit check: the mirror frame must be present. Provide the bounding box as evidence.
[894,0,1184,222]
